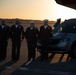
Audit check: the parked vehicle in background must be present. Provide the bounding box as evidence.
[37,19,76,58]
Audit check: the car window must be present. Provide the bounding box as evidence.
[53,24,76,33]
[60,24,76,33]
[52,25,61,33]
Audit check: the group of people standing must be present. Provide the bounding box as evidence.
[0,19,52,62]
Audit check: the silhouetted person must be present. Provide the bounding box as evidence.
[25,21,39,61]
[10,19,24,60]
[54,18,61,29]
[39,19,52,61]
[0,19,10,60]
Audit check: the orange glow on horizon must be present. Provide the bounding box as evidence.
[0,0,76,21]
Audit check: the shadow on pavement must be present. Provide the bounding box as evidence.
[10,53,76,75]
[0,60,18,73]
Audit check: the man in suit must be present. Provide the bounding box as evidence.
[39,19,52,61]
[25,21,39,61]
[10,19,24,60]
[0,19,10,60]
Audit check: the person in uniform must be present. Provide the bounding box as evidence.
[10,18,24,60]
[25,21,39,61]
[39,19,52,61]
[0,19,10,60]
[54,18,61,29]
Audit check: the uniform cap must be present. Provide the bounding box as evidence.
[43,19,48,22]
[15,18,19,20]
[57,18,61,20]
[15,18,20,21]
[30,21,34,23]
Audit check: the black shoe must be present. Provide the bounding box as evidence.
[32,58,35,61]
[45,59,47,62]
[2,58,5,60]
[40,59,44,62]
[0,58,5,61]
[12,58,15,60]
[16,57,19,60]
[28,58,31,61]
[12,58,18,61]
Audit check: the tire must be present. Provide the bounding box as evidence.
[69,44,76,58]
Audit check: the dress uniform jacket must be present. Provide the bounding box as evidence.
[10,24,24,60]
[39,25,52,61]
[0,25,10,60]
[25,26,39,60]
[10,25,24,40]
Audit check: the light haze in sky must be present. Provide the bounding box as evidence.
[0,0,76,21]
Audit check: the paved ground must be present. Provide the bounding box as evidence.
[0,40,76,75]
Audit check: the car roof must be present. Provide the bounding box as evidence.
[61,19,76,26]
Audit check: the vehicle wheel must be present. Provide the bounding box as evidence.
[69,44,76,58]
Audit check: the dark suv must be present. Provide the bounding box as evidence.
[37,19,76,58]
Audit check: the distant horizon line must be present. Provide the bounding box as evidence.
[0,18,57,21]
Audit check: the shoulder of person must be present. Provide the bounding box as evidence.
[17,25,23,29]
[19,25,23,27]
[34,27,38,29]
[3,24,9,28]
[10,25,15,29]
[6,25,10,28]
[5,25,9,27]
[48,25,52,29]
[11,25,15,27]
[26,27,30,31]
[26,27,30,29]
[40,25,44,28]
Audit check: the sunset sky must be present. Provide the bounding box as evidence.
[0,0,76,21]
